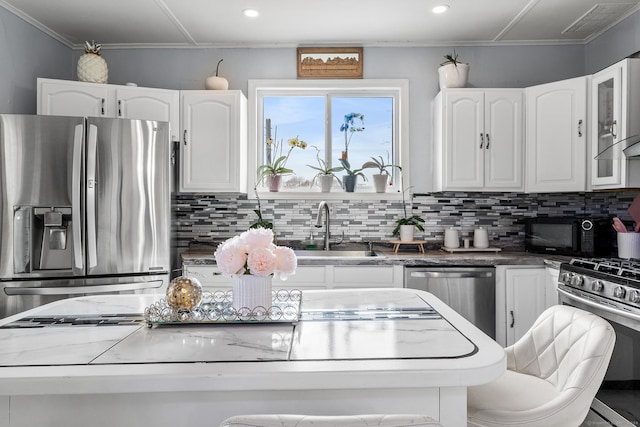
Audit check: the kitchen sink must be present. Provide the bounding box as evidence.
[293,250,385,258]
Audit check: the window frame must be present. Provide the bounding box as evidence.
[248,79,410,200]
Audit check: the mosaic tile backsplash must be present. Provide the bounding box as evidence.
[173,191,640,254]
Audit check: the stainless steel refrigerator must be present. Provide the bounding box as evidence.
[0,114,170,318]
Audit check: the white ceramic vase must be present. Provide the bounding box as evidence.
[438,63,469,89]
[373,174,388,193]
[399,225,415,242]
[232,275,273,311]
[317,174,334,192]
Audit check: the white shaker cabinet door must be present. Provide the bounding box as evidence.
[180,91,247,193]
[114,87,180,142]
[38,78,112,117]
[525,76,587,192]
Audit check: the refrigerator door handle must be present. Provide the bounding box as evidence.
[86,124,98,268]
[72,124,84,272]
[4,280,164,296]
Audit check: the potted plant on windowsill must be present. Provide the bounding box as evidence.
[392,185,425,242]
[339,158,367,192]
[362,154,402,193]
[307,146,344,192]
[257,135,307,191]
[438,50,469,89]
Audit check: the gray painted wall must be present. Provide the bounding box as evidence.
[0,8,71,114]
[586,9,640,73]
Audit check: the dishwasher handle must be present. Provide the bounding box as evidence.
[409,271,494,279]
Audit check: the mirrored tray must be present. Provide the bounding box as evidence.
[144,289,302,326]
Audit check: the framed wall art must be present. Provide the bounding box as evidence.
[297,47,363,79]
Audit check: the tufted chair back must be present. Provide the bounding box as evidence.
[506,305,615,392]
[468,305,616,427]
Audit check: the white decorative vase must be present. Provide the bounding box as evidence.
[77,53,108,84]
[205,75,229,90]
[232,275,273,311]
[373,174,389,193]
[317,174,334,192]
[399,225,415,242]
[438,63,469,89]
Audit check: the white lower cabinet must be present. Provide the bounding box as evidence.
[182,264,404,290]
[495,266,551,347]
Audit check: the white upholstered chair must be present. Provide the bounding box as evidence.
[467,305,616,427]
[219,414,443,427]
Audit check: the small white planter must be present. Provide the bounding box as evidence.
[438,63,470,89]
[399,225,415,242]
[232,275,273,311]
[317,174,334,192]
[372,174,389,193]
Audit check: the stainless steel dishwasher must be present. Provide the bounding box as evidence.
[404,266,496,339]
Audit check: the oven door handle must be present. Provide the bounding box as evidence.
[558,288,640,322]
[4,281,163,296]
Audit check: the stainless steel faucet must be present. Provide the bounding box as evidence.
[315,201,331,251]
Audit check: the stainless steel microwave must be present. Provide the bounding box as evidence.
[524,217,614,256]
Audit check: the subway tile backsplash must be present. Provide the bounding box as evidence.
[173,191,639,253]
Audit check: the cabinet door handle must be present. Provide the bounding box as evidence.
[485,133,490,149]
[183,129,188,145]
[510,310,515,328]
[612,120,617,139]
[577,119,583,137]
[117,100,122,117]
[479,133,484,149]
[101,98,105,115]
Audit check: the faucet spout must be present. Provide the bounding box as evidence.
[315,201,331,251]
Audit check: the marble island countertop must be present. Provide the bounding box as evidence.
[0,290,505,427]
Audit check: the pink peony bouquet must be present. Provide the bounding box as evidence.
[214,228,297,279]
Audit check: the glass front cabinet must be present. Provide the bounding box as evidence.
[590,58,640,189]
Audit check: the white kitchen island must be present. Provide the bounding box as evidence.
[0,288,505,427]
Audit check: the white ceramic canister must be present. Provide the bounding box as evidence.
[473,227,489,249]
[444,227,460,248]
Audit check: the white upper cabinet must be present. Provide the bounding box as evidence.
[525,76,588,193]
[179,91,247,193]
[590,59,640,189]
[38,78,110,117]
[113,86,179,142]
[37,78,179,142]
[434,89,523,191]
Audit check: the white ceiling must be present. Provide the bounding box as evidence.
[1,0,639,49]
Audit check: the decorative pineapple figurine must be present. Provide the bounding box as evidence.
[77,40,108,84]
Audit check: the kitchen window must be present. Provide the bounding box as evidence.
[248,79,409,199]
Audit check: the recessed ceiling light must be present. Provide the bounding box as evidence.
[432,5,450,14]
[243,8,259,18]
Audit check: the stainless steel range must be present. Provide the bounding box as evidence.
[558,258,640,427]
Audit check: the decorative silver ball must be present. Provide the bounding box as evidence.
[166,276,203,311]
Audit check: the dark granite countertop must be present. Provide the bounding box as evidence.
[181,247,570,268]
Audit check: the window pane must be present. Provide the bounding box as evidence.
[263,96,325,189]
[331,97,395,189]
